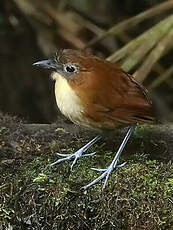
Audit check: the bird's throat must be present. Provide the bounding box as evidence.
[54,73,84,124]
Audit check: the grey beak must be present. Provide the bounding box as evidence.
[33,59,57,70]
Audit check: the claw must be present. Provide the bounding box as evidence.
[116,162,127,168]
[50,135,102,169]
[83,163,127,190]
[90,161,126,172]
[103,169,111,189]
[50,158,67,167]
[91,168,107,172]
[82,171,108,190]
[70,157,78,171]
[56,153,71,157]
[83,165,114,190]
[82,152,96,157]
[83,125,135,190]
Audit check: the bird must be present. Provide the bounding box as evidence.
[33,49,156,190]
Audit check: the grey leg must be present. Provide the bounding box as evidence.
[83,125,136,190]
[50,135,102,170]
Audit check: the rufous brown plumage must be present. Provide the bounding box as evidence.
[33,49,156,189]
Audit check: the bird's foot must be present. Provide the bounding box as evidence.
[50,135,102,170]
[83,125,135,190]
[83,160,126,190]
[50,149,96,170]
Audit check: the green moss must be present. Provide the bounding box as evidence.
[133,124,150,137]
[0,141,173,229]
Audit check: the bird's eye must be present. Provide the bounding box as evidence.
[64,64,78,73]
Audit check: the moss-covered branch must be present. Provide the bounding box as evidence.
[0,117,173,229]
[0,118,173,161]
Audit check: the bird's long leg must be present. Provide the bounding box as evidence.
[50,135,102,170]
[83,125,136,190]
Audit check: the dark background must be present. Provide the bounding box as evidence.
[0,0,172,123]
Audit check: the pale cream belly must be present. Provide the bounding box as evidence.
[53,73,119,130]
[54,74,87,125]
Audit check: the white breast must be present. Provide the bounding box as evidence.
[53,73,84,124]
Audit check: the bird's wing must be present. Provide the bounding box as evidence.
[90,71,156,125]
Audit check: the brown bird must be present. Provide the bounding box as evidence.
[33,49,156,189]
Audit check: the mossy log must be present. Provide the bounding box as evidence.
[0,117,173,229]
[0,118,173,161]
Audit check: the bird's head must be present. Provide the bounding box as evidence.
[33,49,101,83]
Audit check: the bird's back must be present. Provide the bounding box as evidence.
[67,54,156,129]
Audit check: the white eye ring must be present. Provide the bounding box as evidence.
[64,64,78,73]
